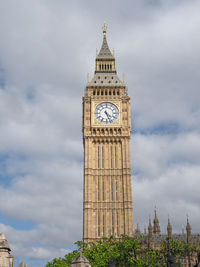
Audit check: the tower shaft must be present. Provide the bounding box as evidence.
[82,25,133,242]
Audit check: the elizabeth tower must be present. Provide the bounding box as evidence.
[82,24,133,242]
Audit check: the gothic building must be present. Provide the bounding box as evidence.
[82,23,133,242]
[0,233,13,267]
[135,209,200,266]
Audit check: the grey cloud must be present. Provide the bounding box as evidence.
[0,0,200,265]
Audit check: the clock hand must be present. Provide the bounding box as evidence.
[104,110,111,122]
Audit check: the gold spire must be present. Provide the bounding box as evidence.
[103,22,107,36]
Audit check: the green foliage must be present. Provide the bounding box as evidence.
[46,250,78,267]
[46,235,200,267]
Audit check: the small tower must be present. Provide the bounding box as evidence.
[153,208,161,235]
[0,233,13,267]
[144,225,147,235]
[148,218,153,249]
[95,22,116,74]
[186,217,192,244]
[167,218,172,237]
[18,261,29,267]
[135,224,141,235]
[71,252,91,267]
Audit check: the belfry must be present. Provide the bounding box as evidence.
[82,24,134,242]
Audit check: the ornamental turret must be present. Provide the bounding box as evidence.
[148,218,153,249]
[186,217,192,244]
[0,233,13,267]
[95,23,116,74]
[135,224,141,235]
[153,208,161,235]
[167,218,172,237]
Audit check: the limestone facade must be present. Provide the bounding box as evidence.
[82,24,133,242]
[0,233,13,267]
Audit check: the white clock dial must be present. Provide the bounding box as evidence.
[95,102,119,124]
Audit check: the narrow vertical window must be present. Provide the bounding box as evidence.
[103,214,105,236]
[112,211,114,235]
[102,179,104,201]
[98,176,100,201]
[98,146,100,168]
[126,180,128,198]
[115,146,117,168]
[116,178,118,200]
[102,146,104,169]
[98,211,100,236]
[117,212,119,236]
[111,179,114,201]
[110,146,113,168]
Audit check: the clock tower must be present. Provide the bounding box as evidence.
[82,24,133,242]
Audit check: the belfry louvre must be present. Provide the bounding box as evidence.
[82,24,134,242]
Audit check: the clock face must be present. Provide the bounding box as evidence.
[95,102,119,124]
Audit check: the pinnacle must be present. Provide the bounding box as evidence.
[97,23,114,59]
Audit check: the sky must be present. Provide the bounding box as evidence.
[0,0,200,266]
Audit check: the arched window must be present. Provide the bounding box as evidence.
[116,178,118,200]
[102,146,104,168]
[103,214,105,236]
[117,212,119,236]
[112,211,114,235]
[98,146,100,168]
[98,211,100,236]
[98,176,100,201]
[115,146,117,168]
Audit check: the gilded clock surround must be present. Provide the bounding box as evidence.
[82,24,134,242]
[92,100,121,127]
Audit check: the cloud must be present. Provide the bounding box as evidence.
[0,0,200,266]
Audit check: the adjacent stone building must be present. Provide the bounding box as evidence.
[71,252,91,267]
[135,210,200,266]
[0,233,13,267]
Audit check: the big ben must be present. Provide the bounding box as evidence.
[82,24,134,242]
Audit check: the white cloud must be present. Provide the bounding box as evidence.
[0,0,200,266]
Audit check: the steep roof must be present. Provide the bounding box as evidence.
[71,252,90,265]
[0,233,11,251]
[18,261,29,267]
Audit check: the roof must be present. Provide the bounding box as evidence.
[87,73,124,87]
[96,23,114,59]
[71,252,90,265]
[97,35,114,59]
[0,233,11,251]
[18,262,29,267]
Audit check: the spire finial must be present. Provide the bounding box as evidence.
[87,73,89,83]
[154,205,157,215]
[103,22,107,36]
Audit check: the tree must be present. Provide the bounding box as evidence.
[46,235,199,267]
